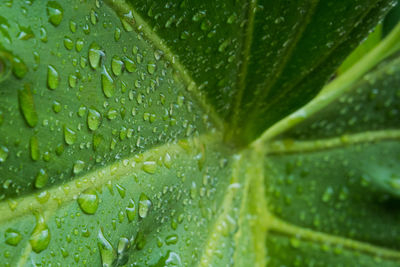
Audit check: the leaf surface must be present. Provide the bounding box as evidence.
[0,0,398,266]
[261,50,400,266]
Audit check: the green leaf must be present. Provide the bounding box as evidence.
[261,49,400,265]
[0,0,399,266]
[109,0,394,144]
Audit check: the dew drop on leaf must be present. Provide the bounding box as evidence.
[116,237,130,265]
[126,198,136,222]
[73,160,85,175]
[98,228,116,267]
[138,193,152,219]
[18,84,38,127]
[101,66,115,98]
[123,56,136,73]
[46,1,64,27]
[34,168,48,189]
[88,42,102,69]
[5,228,22,246]
[142,160,156,174]
[87,107,102,131]
[63,125,77,145]
[47,65,59,90]
[0,145,9,163]
[77,188,99,214]
[111,55,123,76]
[30,213,51,253]
[30,135,39,161]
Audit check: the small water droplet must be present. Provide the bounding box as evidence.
[5,228,22,246]
[138,193,152,219]
[30,135,39,161]
[73,160,85,175]
[126,199,136,222]
[34,168,48,189]
[0,146,9,163]
[147,61,156,74]
[47,65,59,90]
[78,188,99,214]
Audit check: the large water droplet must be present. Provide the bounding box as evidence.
[18,84,38,127]
[126,199,136,222]
[98,228,116,267]
[78,188,99,214]
[138,193,152,219]
[46,1,64,27]
[101,67,115,98]
[64,126,77,145]
[142,160,156,174]
[34,168,48,189]
[111,56,123,76]
[30,213,50,253]
[116,237,130,266]
[87,108,102,131]
[0,145,9,163]
[5,228,22,246]
[88,42,102,69]
[47,65,59,90]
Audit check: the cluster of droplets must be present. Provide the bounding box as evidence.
[0,0,234,265]
[0,0,213,201]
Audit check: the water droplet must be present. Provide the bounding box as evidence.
[52,100,62,113]
[165,234,178,245]
[87,108,102,131]
[30,213,50,253]
[73,160,85,174]
[107,108,118,120]
[47,65,59,90]
[76,38,84,52]
[34,169,48,189]
[126,199,136,222]
[192,11,206,21]
[123,56,136,72]
[18,84,38,127]
[116,237,130,266]
[5,228,22,246]
[147,61,156,74]
[163,153,172,169]
[111,56,123,76]
[0,146,8,163]
[101,67,115,98]
[115,184,126,198]
[88,42,102,69]
[98,228,116,267]
[30,135,39,161]
[64,126,77,145]
[142,160,156,174]
[138,193,152,219]
[64,36,74,50]
[12,56,28,79]
[90,9,98,25]
[78,188,99,214]
[47,1,64,27]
